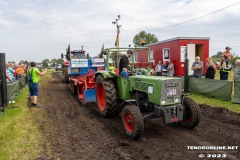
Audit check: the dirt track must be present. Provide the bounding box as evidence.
[38,72,240,160]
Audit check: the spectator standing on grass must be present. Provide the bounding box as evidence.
[191,56,203,78]
[16,64,25,80]
[28,62,47,108]
[234,60,240,81]
[5,63,12,83]
[219,55,232,80]
[162,61,168,76]
[233,60,240,104]
[155,61,162,76]
[8,63,15,81]
[205,57,216,79]
[167,59,174,77]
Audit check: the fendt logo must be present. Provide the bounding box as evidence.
[165,83,178,88]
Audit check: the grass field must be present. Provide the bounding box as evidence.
[0,88,43,160]
[0,70,53,160]
[189,93,240,113]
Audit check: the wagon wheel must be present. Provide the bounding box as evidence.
[180,97,201,129]
[122,104,144,140]
[69,81,77,95]
[95,76,117,117]
[77,85,85,103]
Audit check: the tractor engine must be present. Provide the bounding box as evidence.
[132,91,154,111]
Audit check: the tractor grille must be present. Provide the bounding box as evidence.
[135,81,148,92]
[161,79,181,104]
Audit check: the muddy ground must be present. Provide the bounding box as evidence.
[37,72,240,160]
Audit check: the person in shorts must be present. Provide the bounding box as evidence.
[28,62,47,107]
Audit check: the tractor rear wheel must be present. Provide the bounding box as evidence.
[122,104,144,140]
[95,76,117,117]
[180,97,201,129]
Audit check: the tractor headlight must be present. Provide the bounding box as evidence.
[174,96,180,103]
[161,99,166,104]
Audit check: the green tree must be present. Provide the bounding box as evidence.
[133,31,158,46]
[42,59,50,68]
[211,51,223,58]
[56,58,64,65]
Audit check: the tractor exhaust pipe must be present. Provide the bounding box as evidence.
[184,59,189,94]
[0,53,7,112]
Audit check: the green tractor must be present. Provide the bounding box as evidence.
[95,47,200,140]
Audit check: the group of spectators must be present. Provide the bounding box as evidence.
[155,60,174,77]
[192,46,240,81]
[5,62,27,83]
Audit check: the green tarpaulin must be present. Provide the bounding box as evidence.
[0,76,27,103]
[232,82,240,104]
[189,77,233,101]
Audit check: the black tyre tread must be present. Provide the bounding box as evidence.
[62,66,69,83]
[122,105,144,140]
[70,81,77,95]
[180,97,201,129]
[96,76,118,117]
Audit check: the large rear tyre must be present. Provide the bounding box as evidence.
[95,76,117,117]
[122,104,144,140]
[180,97,201,129]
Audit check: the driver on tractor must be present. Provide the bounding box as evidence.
[119,50,142,78]
[119,50,133,78]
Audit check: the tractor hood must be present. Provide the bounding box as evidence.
[128,75,182,106]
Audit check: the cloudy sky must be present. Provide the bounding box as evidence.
[1,0,240,62]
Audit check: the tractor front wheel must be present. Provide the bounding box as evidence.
[122,104,144,140]
[180,97,201,129]
[95,76,117,117]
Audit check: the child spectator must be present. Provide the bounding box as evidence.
[205,57,216,79]
[223,46,231,60]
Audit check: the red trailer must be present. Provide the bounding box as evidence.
[135,37,210,76]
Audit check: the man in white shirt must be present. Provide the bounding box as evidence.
[155,61,162,76]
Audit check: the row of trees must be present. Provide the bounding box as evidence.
[42,58,64,68]
[211,51,239,65]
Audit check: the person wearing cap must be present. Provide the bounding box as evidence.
[119,50,132,78]
[223,47,231,60]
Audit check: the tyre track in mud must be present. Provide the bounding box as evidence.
[38,72,240,160]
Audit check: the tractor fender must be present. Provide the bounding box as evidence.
[120,99,139,108]
[95,72,115,81]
